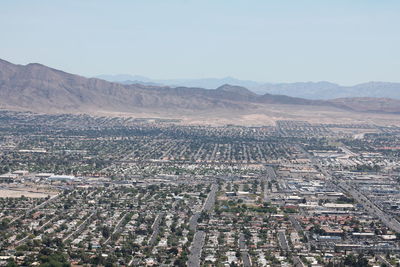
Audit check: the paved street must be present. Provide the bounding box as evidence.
[187,231,206,267]
[278,230,289,251]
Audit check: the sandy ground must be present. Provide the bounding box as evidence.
[0,186,58,198]
[173,104,400,126]
[5,103,400,127]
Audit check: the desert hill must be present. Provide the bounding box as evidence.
[0,59,399,119]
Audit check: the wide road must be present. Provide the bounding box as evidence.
[149,213,163,246]
[63,210,96,242]
[104,212,128,244]
[289,215,302,233]
[187,183,217,267]
[187,231,206,267]
[301,144,400,234]
[293,256,306,267]
[189,212,201,232]
[10,193,61,224]
[266,166,277,180]
[14,216,56,246]
[377,255,394,267]
[203,184,217,212]
[239,233,251,267]
[189,183,217,231]
[339,182,400,233]
[278,230,289,251]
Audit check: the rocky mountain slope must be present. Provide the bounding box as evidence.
[1,59,399,115]
[98,74,400,100]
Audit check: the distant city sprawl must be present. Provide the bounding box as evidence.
[0,111,400,266]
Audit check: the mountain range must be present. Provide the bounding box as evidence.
[0,59,399,126]
[97,74,400,100]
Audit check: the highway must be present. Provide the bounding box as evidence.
[339,182,400,233]
[301,144,400,234]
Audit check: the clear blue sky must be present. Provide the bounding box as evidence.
[1,0,399,85]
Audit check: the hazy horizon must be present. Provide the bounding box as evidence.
[1,57,399,87]
[94,73,400,88]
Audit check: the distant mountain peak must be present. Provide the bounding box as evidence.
[1,58,399,115]
[0,58,12,64]
[26,62,44,67]
[216,84,257,96]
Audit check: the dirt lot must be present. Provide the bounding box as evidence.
[0,187,58,198]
